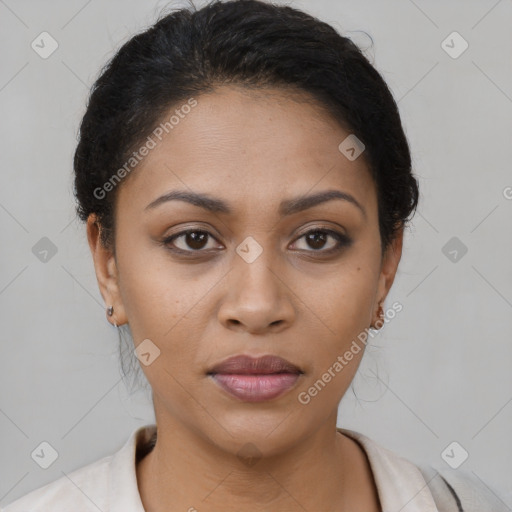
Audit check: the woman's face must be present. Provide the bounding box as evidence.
[88,85,402,456]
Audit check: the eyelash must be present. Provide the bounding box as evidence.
[161,227,352,256]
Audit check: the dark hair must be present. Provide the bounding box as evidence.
[74,0,419,256]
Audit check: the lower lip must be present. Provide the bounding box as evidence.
[210,373,301,402]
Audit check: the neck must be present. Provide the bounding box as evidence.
[136,411,380,512]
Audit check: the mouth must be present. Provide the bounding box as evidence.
[207,354,304,402]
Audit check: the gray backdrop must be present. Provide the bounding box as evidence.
[1,0,511,506]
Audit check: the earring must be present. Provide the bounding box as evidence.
[371,301,384,330]
[107,305,114,316]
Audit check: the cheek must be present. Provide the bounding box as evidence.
[116,249,206,411]
[293,297,374,414]
[114,233,179,347]
[306,260,379,343]
[333,273,378,345]
[295,255,381,396]
[115,233,212,372]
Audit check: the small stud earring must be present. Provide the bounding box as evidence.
[107,305,114,316]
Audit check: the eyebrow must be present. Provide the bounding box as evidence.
[144,189,366,219]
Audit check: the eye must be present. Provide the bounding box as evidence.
[163,229,222,253]
[162,227,351,255]
[290,228,351,253]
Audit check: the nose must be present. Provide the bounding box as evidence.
[217,249,296,335]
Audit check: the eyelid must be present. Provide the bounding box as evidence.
[293,223,347,239]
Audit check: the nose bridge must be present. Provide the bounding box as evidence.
[233,232,282,300]
[218,233,294,332]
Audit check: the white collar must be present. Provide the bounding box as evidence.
[339,427,439,511]
[109,424,439,512]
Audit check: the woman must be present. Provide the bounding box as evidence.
[2,1,507,511]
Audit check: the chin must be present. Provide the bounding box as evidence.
[198,409,308,458]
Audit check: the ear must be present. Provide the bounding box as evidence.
[86,214,128,326]
[373,227,404,317]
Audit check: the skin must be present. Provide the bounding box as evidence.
[87,84,403,512]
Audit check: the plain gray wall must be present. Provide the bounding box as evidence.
[1,0,511,506]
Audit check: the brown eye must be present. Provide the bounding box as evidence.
[164,229,219,252]
[305,230,329,250]
[291,228,351,253]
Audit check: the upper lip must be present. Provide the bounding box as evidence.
[208,355,303,375]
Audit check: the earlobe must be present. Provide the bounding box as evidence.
[86,214,128,326]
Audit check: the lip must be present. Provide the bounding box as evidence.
[208,355,303,402]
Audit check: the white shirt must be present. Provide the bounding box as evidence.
[1,424,506,511]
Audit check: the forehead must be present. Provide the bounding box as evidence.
[116,85,376,217]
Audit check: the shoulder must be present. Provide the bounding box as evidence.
[417,464,511,512]
[339,428,509,512]
[1,454,112,512]
[1,424,155,512]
